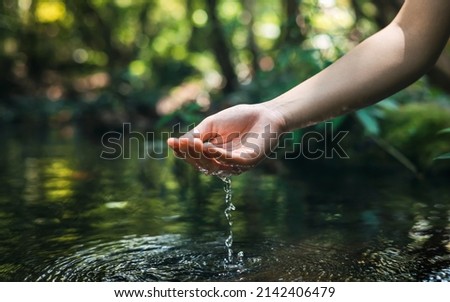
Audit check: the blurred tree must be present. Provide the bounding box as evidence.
[205,0,238,92]
[278,0,306,46]
[0,0,448,133]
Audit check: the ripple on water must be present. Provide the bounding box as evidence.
[23,234,449,282]
[26,234,260,282]
[236,239,450,282]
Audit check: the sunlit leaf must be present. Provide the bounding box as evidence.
[35,1,66,23]
[356,109,379,135]
[437,128,450,135]
[376,98,399,111]
[434,153,450,160]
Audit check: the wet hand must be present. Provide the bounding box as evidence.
[167,104,286,176]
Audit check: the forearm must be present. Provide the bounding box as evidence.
[265,1,450,131]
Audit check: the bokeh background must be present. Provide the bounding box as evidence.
[1,0,449,171]
[0,0,450,282]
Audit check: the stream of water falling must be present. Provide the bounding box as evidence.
[220,176,244,269]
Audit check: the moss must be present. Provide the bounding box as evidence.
[381,103,450,171]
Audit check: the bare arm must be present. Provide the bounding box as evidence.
[266,0,450,131]
[168,0,450,175]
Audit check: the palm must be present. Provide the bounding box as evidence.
[167,104,284,176]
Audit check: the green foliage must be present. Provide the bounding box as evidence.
[381,103,450,169]
[156,102,204,129]
[355,98,399,135]
[0,1,360,115]
[0,0,449,157]
[434,128,450,160]
[434,153,450,160]
[356,108,380,135]
[437,128,450,135]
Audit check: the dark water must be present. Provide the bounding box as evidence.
[0,127,449,282]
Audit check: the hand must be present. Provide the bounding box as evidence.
[167,103,286,176]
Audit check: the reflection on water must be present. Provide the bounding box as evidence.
[0,127,449,281]
[27,234,256,282]
[21,233,450,282]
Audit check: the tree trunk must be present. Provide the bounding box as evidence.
[205,0,238,92]
[278,0,306,46]
[242,0,259,74]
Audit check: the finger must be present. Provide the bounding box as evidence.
[179,137,207,159]
[167,137,179,150]
[169,136,245,175]
[204,151,253,175]
[204,145,261,167]
[179,141,238,174]
[182,147,223,174]
[167,138,185,159]
[180,117,220,143]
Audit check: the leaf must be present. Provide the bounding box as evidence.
[330,116,346,129]
[437,128,450,135]
[376,98,399,111]
[434,153,450,160]
[374,98,398,118]
[356,109,380,135]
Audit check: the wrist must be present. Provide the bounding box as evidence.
[259,101,289,133]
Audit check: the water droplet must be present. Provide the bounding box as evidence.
[220,176,244,269]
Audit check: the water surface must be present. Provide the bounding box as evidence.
[0,127,449,281]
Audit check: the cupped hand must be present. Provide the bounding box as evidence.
[167,103,286,176]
